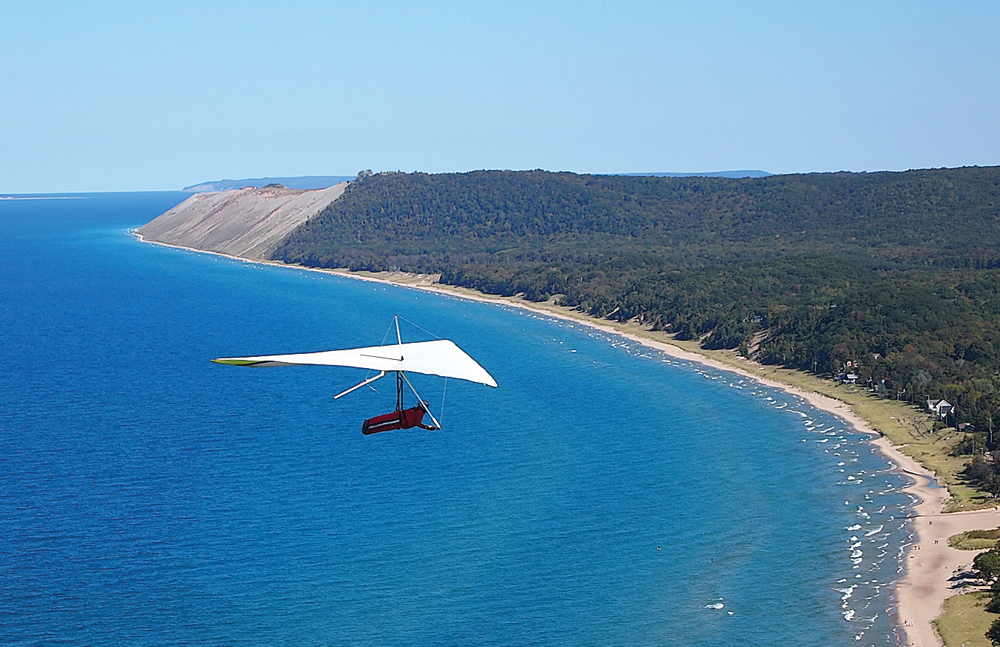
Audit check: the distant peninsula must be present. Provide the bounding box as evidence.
[617,170,771,178]
[181,171,769,193]
[183,175,354,193]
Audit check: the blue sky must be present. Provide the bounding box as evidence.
[2,1,998,192]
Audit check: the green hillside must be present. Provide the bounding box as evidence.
[273,167,1000,457]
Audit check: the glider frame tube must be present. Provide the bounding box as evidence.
[333,371,386,400]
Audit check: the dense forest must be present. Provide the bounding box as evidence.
[273,167,1000,440]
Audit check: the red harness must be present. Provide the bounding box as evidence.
[362,406,434,435]
[360,371,439,435]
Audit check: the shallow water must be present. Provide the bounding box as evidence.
[0,192,911,645]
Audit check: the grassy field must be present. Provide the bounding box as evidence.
[951,530,1000,551]
[934,592,996,647]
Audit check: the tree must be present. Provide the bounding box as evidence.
[986,617,1000,646]
[975,548,1000,582]
[965,454,993,481]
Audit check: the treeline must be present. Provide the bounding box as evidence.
[273,167,1000,436]
[969,539,1000,645]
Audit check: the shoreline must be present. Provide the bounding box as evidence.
[135,232,998,647]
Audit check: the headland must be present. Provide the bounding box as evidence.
[137,183,346,260]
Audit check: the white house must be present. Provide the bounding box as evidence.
[926,399,953,418]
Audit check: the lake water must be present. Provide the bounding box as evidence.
[0,192,913,645]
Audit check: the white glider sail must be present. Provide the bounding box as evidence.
[212,339,498,388]
[213,317,496,433]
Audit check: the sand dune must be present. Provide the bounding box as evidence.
[137,183,346,260]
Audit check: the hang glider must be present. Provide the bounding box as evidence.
[212,317,497,434]
[212,339,496,386]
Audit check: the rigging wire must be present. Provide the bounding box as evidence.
[350,318,396,399]
[334,315,452,429]
[378,319,395,345]
[397,316,442,340]
[438,377,448,427]
[395,316,449,425]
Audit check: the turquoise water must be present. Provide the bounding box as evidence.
[0,193,911,645]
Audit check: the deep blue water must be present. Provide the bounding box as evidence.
[0,192,912,646]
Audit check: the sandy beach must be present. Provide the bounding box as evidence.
[135,233,999,646]
[894,487,1000,646]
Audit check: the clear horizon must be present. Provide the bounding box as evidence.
[3,1,998,193]
[6,165,1000,196]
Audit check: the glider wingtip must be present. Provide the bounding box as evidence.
[212,358,250,366]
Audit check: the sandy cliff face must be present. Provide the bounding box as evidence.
[137,183,347,260]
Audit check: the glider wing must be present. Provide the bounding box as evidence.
[212,339,497,387]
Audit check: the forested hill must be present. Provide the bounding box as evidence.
[276,168,1000,271]
[273,167,1000,435]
